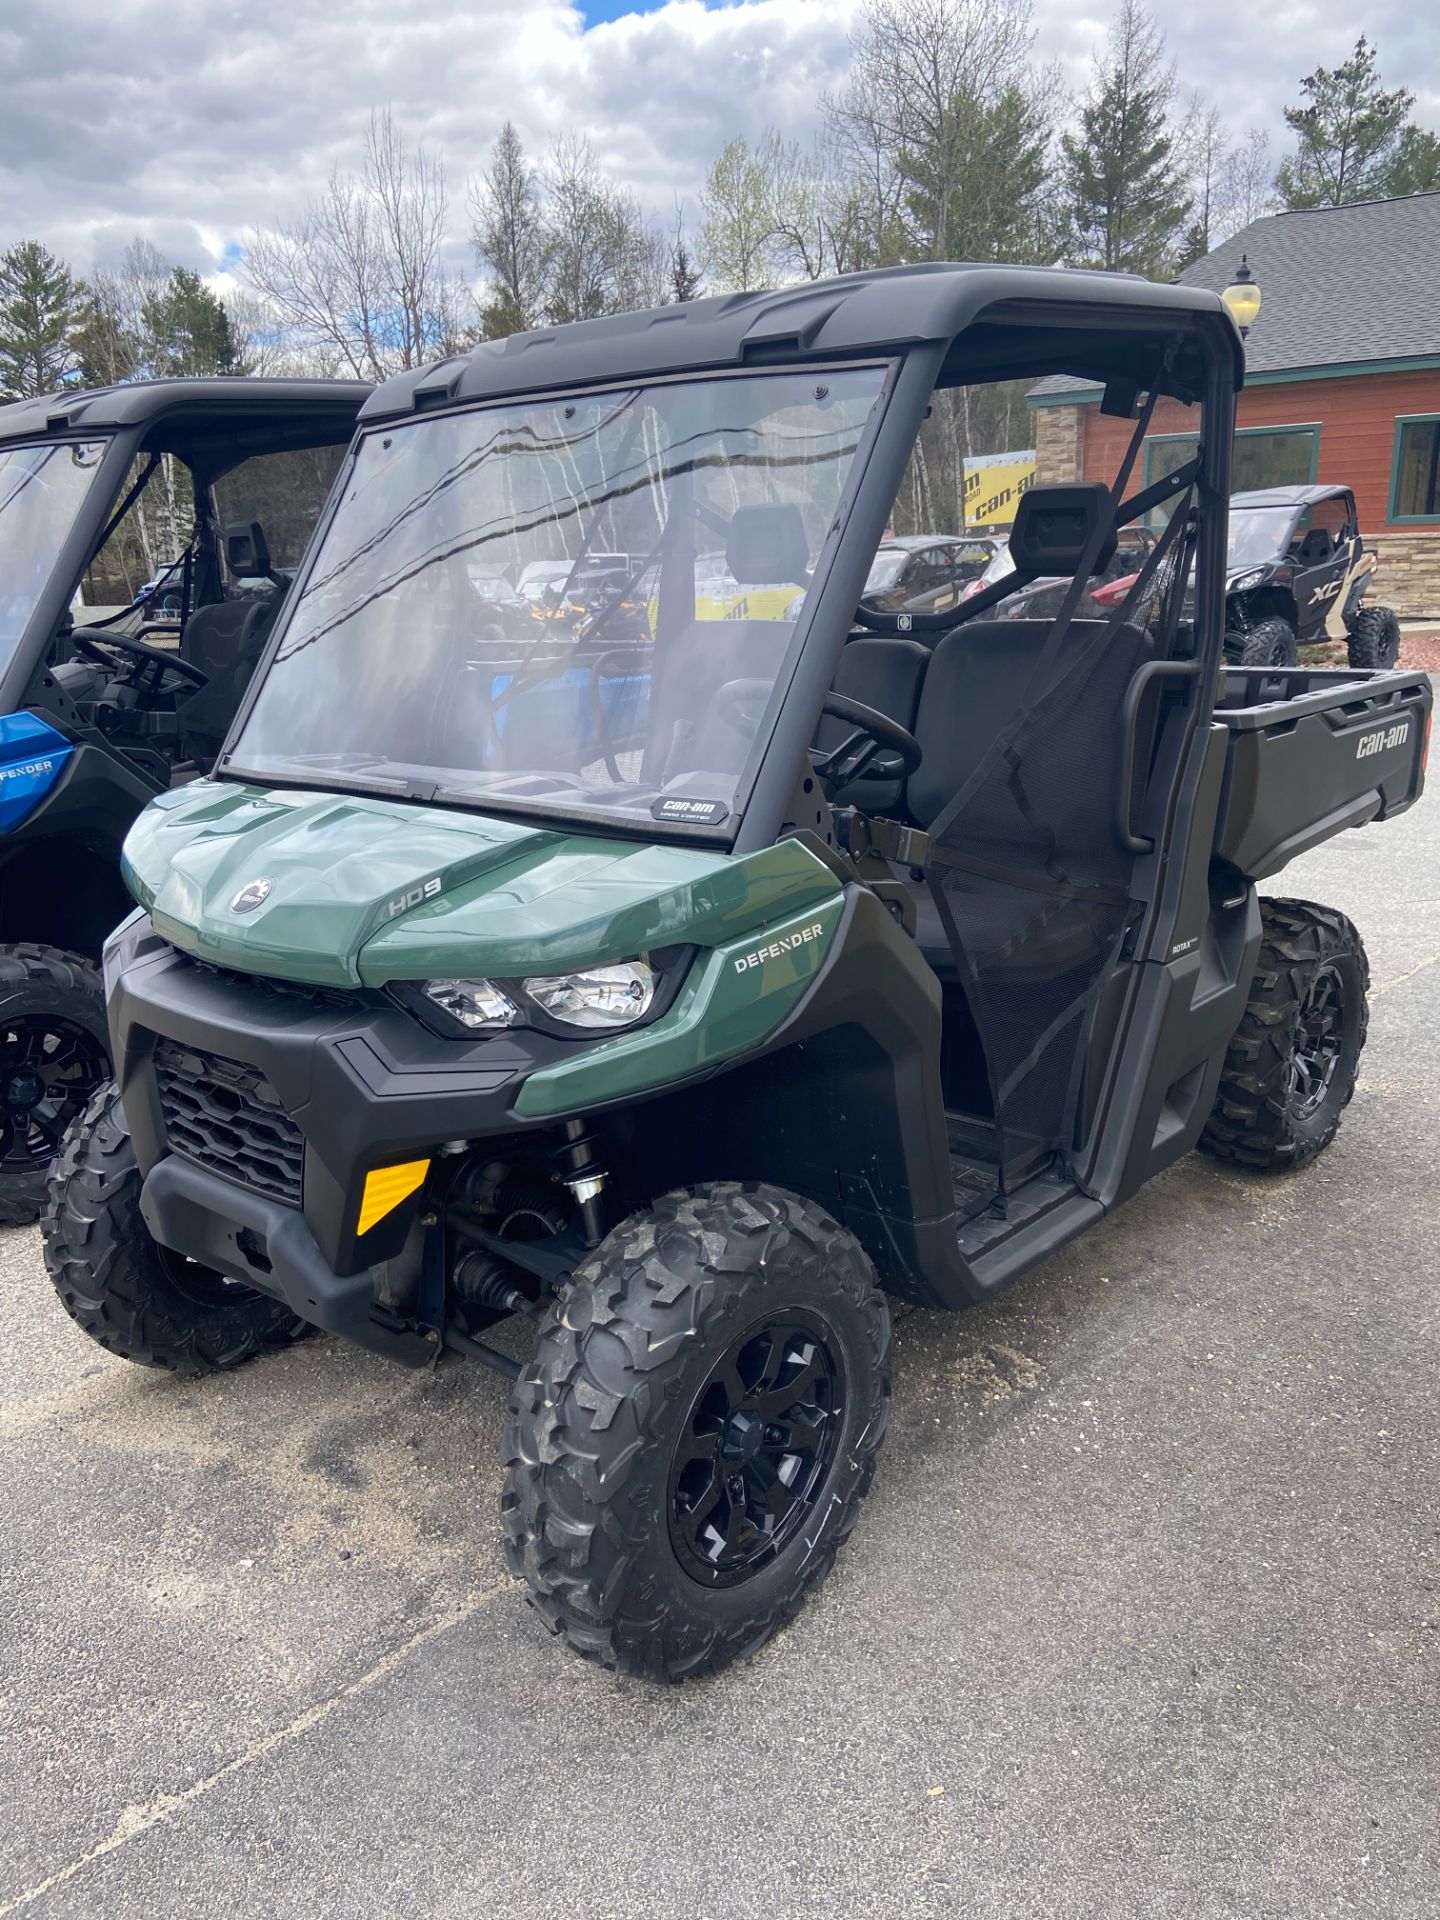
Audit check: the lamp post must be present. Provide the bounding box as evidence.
[1220,254,1262,341]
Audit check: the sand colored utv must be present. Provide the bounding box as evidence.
[42,265,1430,1680]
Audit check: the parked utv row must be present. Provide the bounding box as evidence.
[10,263,1431,1685]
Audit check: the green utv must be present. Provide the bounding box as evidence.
[43,265,1431,1681]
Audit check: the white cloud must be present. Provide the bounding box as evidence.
[1,0,1436,278]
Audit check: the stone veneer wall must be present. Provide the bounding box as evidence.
[1034,404,1083,485]
[1372,527,1440,620]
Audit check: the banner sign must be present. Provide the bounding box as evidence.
[963,450,1036,529]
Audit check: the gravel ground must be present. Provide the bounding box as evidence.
[1399,629,1440,673]
[1,783,1437,1919]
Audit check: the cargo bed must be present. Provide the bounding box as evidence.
[1212,665,1431,879]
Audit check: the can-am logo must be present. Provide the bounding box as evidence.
[229,878,273,914]
[733,921,825,974]
[1355,720,1410,760]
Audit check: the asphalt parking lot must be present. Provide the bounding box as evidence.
[2,790,1437,1920]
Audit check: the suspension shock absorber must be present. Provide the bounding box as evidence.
[556,1115,608,1247]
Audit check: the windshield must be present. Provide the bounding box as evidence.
[0,440,108,660]
[863,550,907,594]
[228,367,885,828]
[1227,507,1291,572]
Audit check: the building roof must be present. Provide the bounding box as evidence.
[1032,193,1440,405]
[1179,193,1440,375]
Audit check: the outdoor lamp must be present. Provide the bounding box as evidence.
[1220,255,1262,340]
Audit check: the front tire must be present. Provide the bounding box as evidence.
[0,943,110,1226]
[1199,899,1369,1174]
[503,1182,891,1682]
[1346,604,1401,671]
[42,1083,309,1373]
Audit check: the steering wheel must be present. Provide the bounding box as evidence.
[74,624,208,691]
[812,691,922,786]
[713,678,921,788]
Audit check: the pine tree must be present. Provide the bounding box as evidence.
[141,266,244,376]
[1276,38,1425,208]
[1060,0,1192,277]
[669,238,702,304]
[0,240,86,399]
[471,122,550,339]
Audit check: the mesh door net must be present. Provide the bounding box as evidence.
[922,481,1196,1187]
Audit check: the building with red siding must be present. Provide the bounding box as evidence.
[1030,194,1440,616]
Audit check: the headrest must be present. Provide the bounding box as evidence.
[726,504,810,586]
[224,520,272,580]
[1009,483,1116,579]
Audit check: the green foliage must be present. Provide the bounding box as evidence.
[0,240,86,399]
[141,266,244,376]
[1276,37,1428,208]
[1377,124,1440,200]
[1059,0,1191,276]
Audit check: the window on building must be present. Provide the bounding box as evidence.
[1391,416,1440,523]
[1144,424,1319,496]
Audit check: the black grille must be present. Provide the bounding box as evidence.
[153,1040,304,1207]
[183,955,364,1014]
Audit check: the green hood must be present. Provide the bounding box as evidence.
[122,782,842,989]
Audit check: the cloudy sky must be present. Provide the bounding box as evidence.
[2,0,1437,279]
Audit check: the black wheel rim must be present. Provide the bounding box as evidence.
[1289,962,1345,1120]
[0,1016,108,1174]
[1269,637,1291,666]
[668,1309,845,1588]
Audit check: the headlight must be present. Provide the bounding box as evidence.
[1228,568,1267,592]
[421,979,520,1029]
[523,960,655,1029]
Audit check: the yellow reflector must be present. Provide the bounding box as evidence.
[357,1159,430,1236]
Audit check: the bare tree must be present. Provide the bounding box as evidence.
[1220,127,1277,233]
[542,134,664,324]
[244,108,460,380]
[1173,93,1230,265]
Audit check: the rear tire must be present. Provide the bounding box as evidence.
[502,1182,891,1682]
[1346,604,1401,671]
[0,944,110,1226]
[42,1082,309,1373]
[1234,616,1298,668]
[1199,899,1369,1174]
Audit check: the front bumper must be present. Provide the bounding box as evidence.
[139,1153,437,1366]
[107,914,578,1288]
